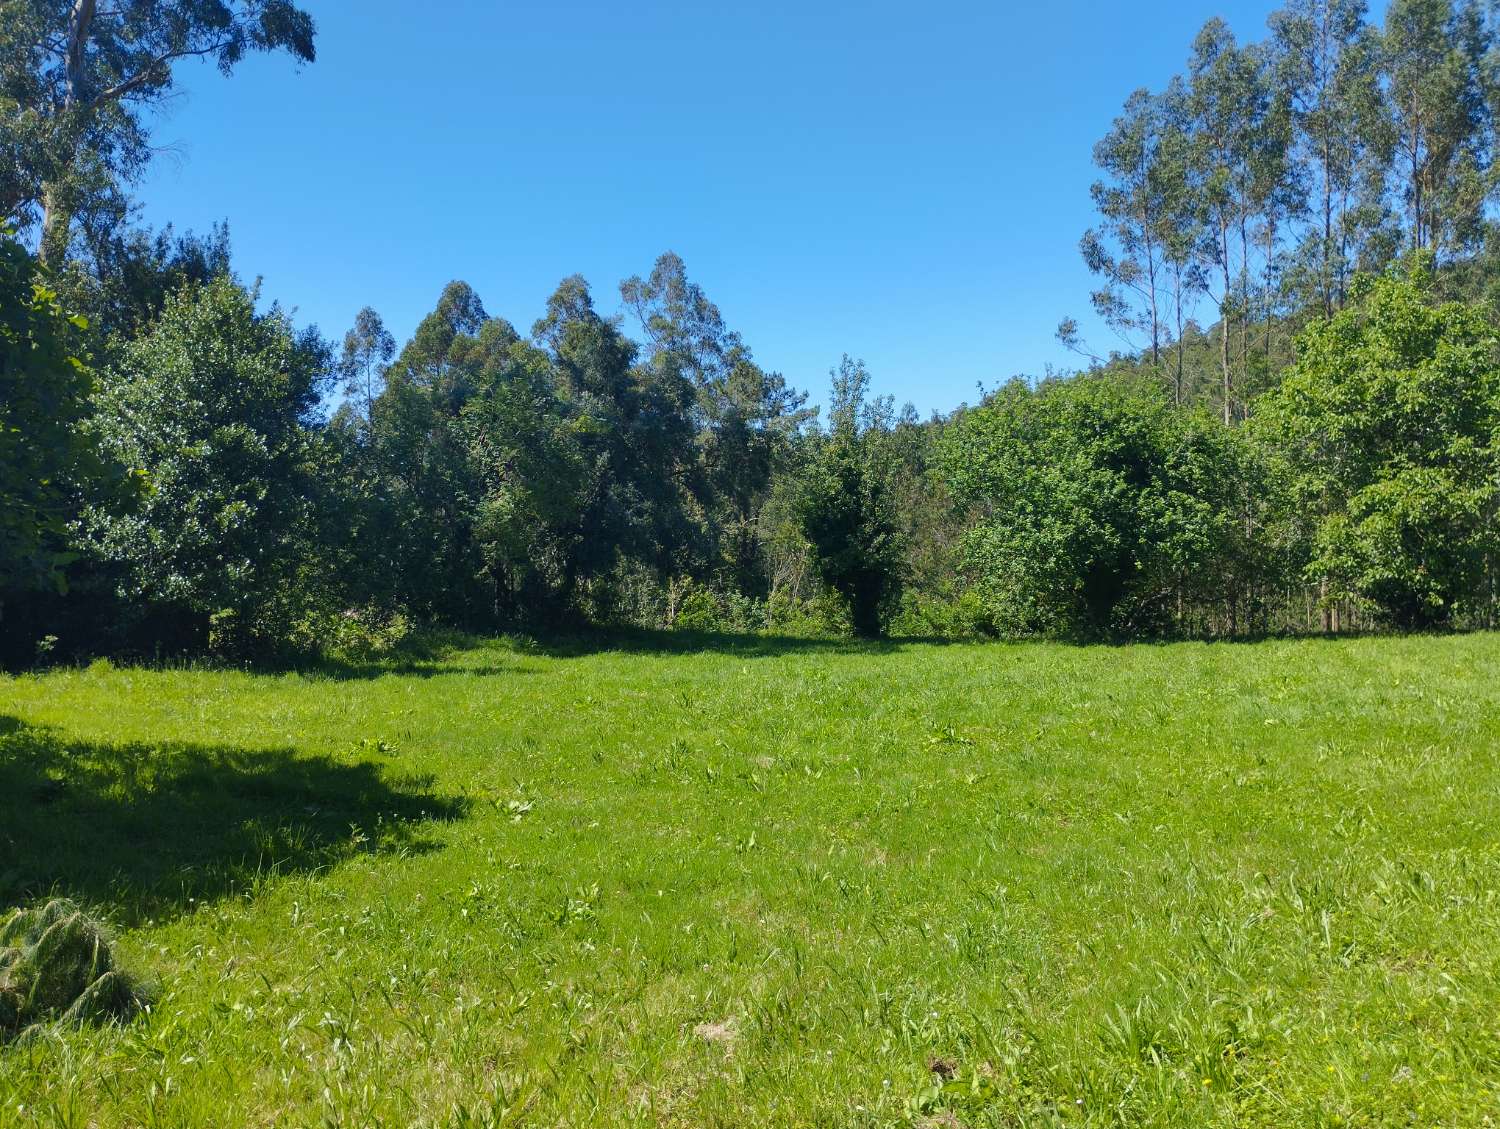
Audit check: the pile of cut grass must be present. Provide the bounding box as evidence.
[2,631,1499,1126]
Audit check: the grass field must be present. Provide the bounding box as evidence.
[2,633,1500,1127]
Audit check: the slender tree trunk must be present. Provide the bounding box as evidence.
[1262,217,1276,361]
[38,185,70,267]
[1321,139,1334,318]
[38,0,96,266]
[1219,224,1232,426]
[1238,217,1250,386]
[1173,270,1185,407]
[1144,229,1161,366]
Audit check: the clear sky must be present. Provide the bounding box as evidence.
[134,0,1305,415]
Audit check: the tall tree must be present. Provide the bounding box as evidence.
[621,252,811,592]
[1156,77,1211,407]
[1271,0,1391,316]
[795,356,902,638]
[1187,18,1283,423]
[1081,89,1175,365]
[536,274,697,602]
[1382,0,1491,256]
[0,229,111,621]
[1,0,315,264]
[338,307,395,433]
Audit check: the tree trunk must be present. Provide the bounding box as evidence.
[38,0,97,266]
[38,184,70,267]
[1219,223,1232,426]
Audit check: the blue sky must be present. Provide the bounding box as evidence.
[136,0,1303,414]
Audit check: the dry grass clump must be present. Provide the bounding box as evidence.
[0,899,145,1041]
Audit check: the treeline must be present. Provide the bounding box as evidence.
[1067,0,1500,416]
[5,0,1500,664]
[3,226,974,659]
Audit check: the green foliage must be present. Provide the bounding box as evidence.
[78,274,336,654]
[795,357,904,637]
[0,231,110,607]
[285,604,413,661]
[0,899,144,1042]
[943,375,1256,638]
[1259,264,1500,626]
[2,0,316,262]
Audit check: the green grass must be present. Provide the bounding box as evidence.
[2,632,1499,1127]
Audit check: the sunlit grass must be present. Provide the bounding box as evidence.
[2,632,1499,1126]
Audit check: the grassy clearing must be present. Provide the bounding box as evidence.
[1,632,1499,1126]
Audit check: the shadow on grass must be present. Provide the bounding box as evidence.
[0,716,466,926]
[509,627,971,659]
[290,658,539,681]
[248,628,971,675]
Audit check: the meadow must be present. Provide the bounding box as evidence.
[2,632,1499,1127]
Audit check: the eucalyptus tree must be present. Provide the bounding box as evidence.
[459,337,589,623]
[361,282,507,624]
[621,252,811,592]
[536,273,700,603]
[1081,89,1174,365]
[1,1,315,265]
[1187,19,1286,422]
[1381,0,1492,256]
[337,307,395,434]
[1155,77,1210,406]
[1270,0,1392,316]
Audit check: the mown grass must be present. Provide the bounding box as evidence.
[1,632,1499,1127]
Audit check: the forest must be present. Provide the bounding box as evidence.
[7,0,1500,664]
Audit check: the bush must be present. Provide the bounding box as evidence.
[0,899,146,1041]
[287,603,414,660]
[763,586,851,637]
[1258,266,1500,629]
[941,374,1253,640]
[886,587,995,638]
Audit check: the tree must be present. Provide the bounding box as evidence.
[1081,89,1175,365]
[1,0,316,263]
[337,306,395,433]
[1271,0,1392,316]
[360,282,499,625]
[0,229,110,618]
[1380,0,1491,258]
[1187,19,1289,423]
[1258,263,1500,628]
[537,273,699,605]
[461,342,589,623]
[78,274,335,652]
[621,252,811,594]
[795,357,902,637]
[941,374,1251,639]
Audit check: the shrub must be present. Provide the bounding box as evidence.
[941,374,1253,639]
[1258,266,1500,628]
[287,603,414,660]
